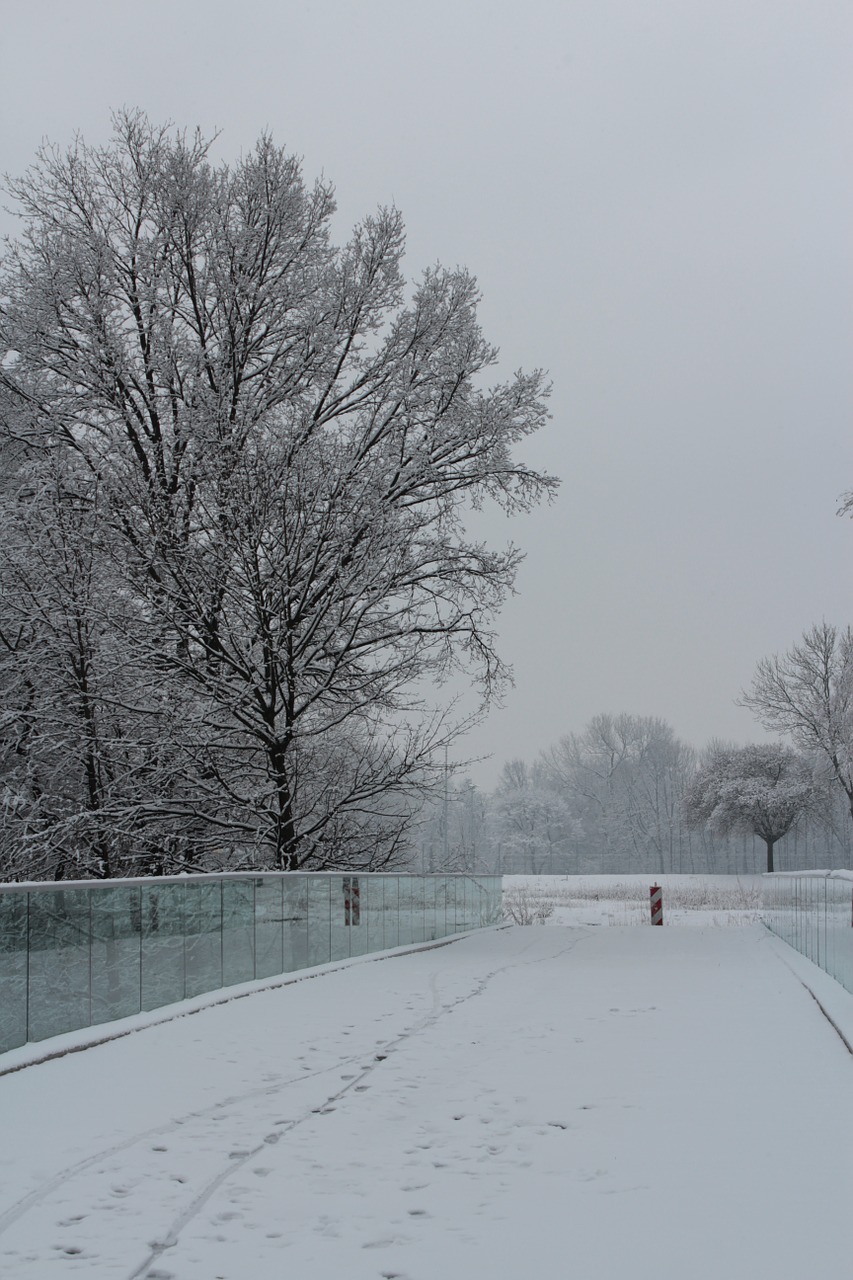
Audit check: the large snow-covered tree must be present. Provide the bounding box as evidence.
[683,743,816,873]
[0,112,556,876]
[740,623,853,823]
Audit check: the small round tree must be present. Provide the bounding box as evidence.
[683,744,816,873]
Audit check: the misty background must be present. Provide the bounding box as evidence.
[2,0,851,788]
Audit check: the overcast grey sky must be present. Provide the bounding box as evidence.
[2,0,852,786]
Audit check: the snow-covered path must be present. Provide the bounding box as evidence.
[1,924,852,1279]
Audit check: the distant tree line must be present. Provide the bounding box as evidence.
[414,701,853,876]
[413,624,853,876]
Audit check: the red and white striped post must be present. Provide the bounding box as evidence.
[650,884,663,926]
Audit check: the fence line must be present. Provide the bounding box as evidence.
[0,872,503,1054]
[762,870,853,995]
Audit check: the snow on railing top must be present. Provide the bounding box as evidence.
[762,869,853,881]
[0,871,500,895]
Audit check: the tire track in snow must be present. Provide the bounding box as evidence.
[0,1053,366,1237]
[127,928,592,1279]
[0,931,495,1238]
[0,928,592,1277]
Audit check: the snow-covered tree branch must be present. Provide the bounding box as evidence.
[740,622,853,822]
[0,112,556,876]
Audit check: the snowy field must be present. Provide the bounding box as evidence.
[502,873,764,928]
[1,878,853,1279]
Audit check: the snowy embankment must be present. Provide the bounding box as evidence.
[1,882,853,1279]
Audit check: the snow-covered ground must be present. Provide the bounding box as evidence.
[502,873,765,928]
[1,880,852,1279]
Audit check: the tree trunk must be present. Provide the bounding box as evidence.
[765,837,774,874]
[269,741,300,870]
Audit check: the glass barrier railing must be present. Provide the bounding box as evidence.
[763,871,853,995]
[0,873,503,1054]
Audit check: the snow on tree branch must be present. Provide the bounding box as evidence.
[0,112,557,877]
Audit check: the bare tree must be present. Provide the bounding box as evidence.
[542,714,694,873]
[683,743,816,873]
[489,758,581,873]
[740,623,853,822]
[0,112,556,876]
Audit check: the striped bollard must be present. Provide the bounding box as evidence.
[650,884,663,926]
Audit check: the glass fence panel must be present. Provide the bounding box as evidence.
[141,883,186,1010]
[184,882,223,999]
[362,876,385,954]
[828,878,853,991]
[447,877,460,932]
[455,877,466,931]
[348,877,370,958]
[0,873,501,1053]
[467,877,480,930]
[481,878,494,927]
[468,875,481,926]
[839,882,849,976]
[466,877,482,928]
[825,878,840,985]
[445,877,459,934]
[307,877,331,967]
[434,878,450,941]
[808,877,819,965]
[381,877,399,950]
[456,877,469,932]
[486,877,503,926]
[283,878,309,973]
[839,923,849,991]
[477,879,492,928]
[222,879,255,987]
[423,877,438,942]
[0,892,28,1051]
[255,878,284,980]
[763,872,853,999]
[329,876,350,963]
[414,877,429,943]
[27,888,91,1041]
[91,886,142,1025]
[395,877,412,946]
[403,877,425,945]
